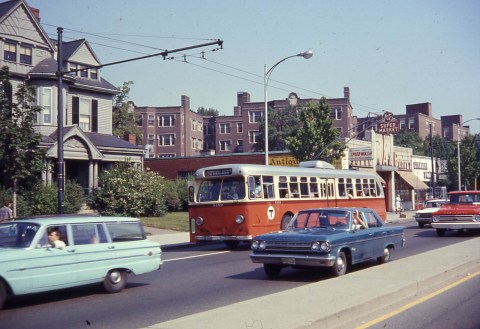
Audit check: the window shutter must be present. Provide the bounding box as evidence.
[92,99,98,132]
[72,97,79,125]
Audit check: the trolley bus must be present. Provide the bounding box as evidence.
[188,161,386,247]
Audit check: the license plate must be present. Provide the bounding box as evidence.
[282,257,296,265]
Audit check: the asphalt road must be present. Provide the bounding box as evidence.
[0,219,478,329]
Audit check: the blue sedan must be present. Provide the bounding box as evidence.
[250,207,405,277]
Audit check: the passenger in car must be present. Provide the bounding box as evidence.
[48,228,66,249]
[352,210,366,230]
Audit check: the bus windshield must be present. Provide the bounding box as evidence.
[198,177,245,202]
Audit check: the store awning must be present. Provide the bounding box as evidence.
[397,171,429,190]
[357,167,386,184]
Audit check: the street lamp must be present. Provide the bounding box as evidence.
[264,50,313,165]
[457,117,480,190]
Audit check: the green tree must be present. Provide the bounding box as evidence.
[255,106,302,152]
[447,134,480,190]
[0,66,46,216]
[197,106,219,116]
[393,130,425,155]
[88,162,167,217]
[286,98,346,162]
[112,81,141,144]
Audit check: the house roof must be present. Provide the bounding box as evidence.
[43,126,143,150]
[29,58,118,93]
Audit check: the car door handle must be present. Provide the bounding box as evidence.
[108,246,115,249]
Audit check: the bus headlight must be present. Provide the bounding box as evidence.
[235,215,244,224]
[195,217,204,226]
[432,216,439,223]
[311,241,331,252]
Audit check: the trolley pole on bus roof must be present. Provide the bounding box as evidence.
[264,50,313,165]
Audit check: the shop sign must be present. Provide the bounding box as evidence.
[377,112,400,134]
[269,155,299,167]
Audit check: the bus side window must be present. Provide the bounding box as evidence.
[279,176,289,198]
[262,176,275,199]
[249,176,262,199]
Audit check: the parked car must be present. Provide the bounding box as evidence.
[250,207,405,278]
[432,191,480,236]
[0,215,162,309]
[415,199,447,228]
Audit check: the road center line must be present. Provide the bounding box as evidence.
[355,270,480,329]
[163,250,231,262]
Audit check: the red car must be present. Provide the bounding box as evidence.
[431,191,480,236]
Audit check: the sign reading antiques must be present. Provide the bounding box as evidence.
[377,112,400,134]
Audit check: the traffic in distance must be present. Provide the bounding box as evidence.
[0,215,162,309]
[188,161,386,248]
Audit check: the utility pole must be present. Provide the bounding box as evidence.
[56,27,64,214]
[429,124,435,197]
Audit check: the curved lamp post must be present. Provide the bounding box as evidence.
[457,117,480,190]
[264,50,313,165]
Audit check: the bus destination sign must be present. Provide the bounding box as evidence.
[205,168,232,177]
[377,112,400,135]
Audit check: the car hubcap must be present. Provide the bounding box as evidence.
[109,271,121,284]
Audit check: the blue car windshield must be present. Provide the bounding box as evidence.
[0,222,41,248]
[288,210,350,229]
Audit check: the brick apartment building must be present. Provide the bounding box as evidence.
[136,87,357,158]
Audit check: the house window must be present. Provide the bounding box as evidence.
[159,114,175,127]
[4,43,16,61]
[79,64,88,78]
[148,134,155,145]
[443,127,450,138]
[331,107,342,120]
[249,131,260,143]
[408,118,415,129]
[20,46,32,64]
[220,140,231,151]
[249,111,263,123]
[148,115,155,126]
[236,122,243,133]
[90,69,98,79]
[37,87,52,125]
[159,134,175,146]
[79,98,91,131]
[219,123,231,134]
[400,119,406,129]
[204,124,214,135]
[136,114,143,126]
[192,137,203,150]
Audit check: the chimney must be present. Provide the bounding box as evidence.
[237,92,250,106]
[344,87,350,100]
[29,6,41,22]
[181,95,190,110]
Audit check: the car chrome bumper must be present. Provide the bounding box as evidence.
[196,235,253,241]
[250,253,336,267]
[432,222,480,230]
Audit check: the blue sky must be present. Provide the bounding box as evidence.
[28,0,480,134]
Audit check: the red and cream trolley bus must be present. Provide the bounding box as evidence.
[188,161,386,247]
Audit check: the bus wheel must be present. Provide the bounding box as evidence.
[280,214,292,230]
[264,264,282,278]
[224,240,240,249]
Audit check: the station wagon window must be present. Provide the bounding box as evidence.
[45,225,69,246]
[0,222,40,248]
[72,223,108,245]
[106,222,146,242]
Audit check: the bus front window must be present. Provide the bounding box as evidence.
[198,180,221,202]
[221,177,246,200]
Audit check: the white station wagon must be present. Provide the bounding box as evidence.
[0,215,162,309]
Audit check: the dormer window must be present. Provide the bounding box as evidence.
[90,69,98,80]
[79,64,88,78]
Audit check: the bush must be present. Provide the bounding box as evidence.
[88,162,167,217]
[164,178,189,212]
[19,181,86,216]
